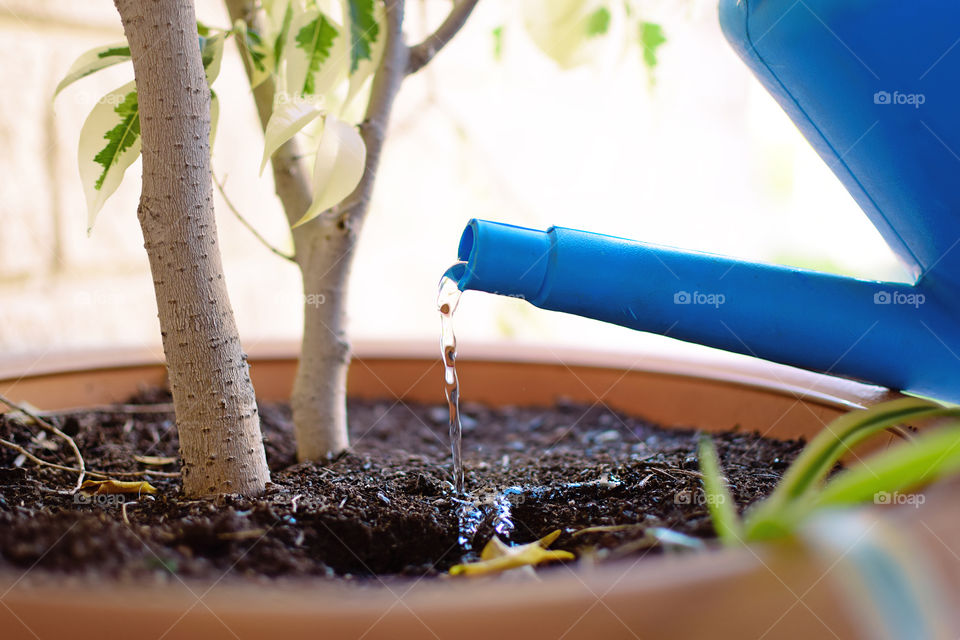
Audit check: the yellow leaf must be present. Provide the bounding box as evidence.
[80,479,158,496]
[133,455,177,466]
[450,529,574,577]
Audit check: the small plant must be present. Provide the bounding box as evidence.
[698,398,960,544]
[56,0,670,497]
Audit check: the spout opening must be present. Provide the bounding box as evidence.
[442,262,467,285]
[457,223,476,263]
[453,219,550,299]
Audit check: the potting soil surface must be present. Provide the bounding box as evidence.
[0,389,805,581]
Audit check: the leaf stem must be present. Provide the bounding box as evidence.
[213,173,296,262]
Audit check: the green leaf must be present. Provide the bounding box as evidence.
[293,114,366,227]
[210,90,220,148]
[639,21,666,70]
[585,7,611,37]
[200,32,226,84]
[54,43,131,98]
[92,90,139,192]
[273,1,294,73]
[246,29,269,72]
[196,20,212,37]
[98,46,131,59]
[743,398,960,540]
[78,82,142,230]
[294,13,340,95]
[233,20,272,88]
[492,26,504,61]
[816,426,960,507]
[745,425,960,541]
[345,0,379,74]
[698,437,743,545]
[768,399,957,505]
[342,0,386,111]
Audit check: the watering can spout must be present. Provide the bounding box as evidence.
[452,220,551,301]
[454,219,960,402]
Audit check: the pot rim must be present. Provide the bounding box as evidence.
[0,339,897,410]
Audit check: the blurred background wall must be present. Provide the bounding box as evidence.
[0,0,910,362]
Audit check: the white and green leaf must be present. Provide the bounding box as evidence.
[342,0,385,111]
[286,9,347,98]
[233,19,272,88]
[78,81,141,230]
[521,0,604,69]
[344,0,379,74]
[200,31,226,85]
[294,114,366,227]
[54,43,131,98]
[210,90,220,148]
[270,0,296,73]
[259,95,324,173]
[585,7,611,37]
[638,21,666,72]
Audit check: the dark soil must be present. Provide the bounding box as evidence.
[0,389,805,581]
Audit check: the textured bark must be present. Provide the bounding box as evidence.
[287,0,409,461]
[115,0,270,495]
[290,221,352,460]
[225,0,408,461]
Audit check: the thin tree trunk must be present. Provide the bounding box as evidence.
[225,0,408,461]
[115,0,270,496]
[291,220,352,459]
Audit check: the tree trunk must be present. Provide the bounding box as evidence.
[115,0,270,496]
[225,0,407,461]
[290,220,353,460]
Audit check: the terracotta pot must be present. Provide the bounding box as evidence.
[0,342,957,639]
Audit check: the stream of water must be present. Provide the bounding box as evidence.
[438,267,465,493]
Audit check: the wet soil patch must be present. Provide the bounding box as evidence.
[0,391,804,581]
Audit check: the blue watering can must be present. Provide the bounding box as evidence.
[446,0,960,402]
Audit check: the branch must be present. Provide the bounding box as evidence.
[225,0,410,230]
[407,0,480,75]
[224,0,314,248]
[39,402,176,416]
[0,439,178,480]
[0,392,85,493]
[214,173,296,262]
[338,0,408,221]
